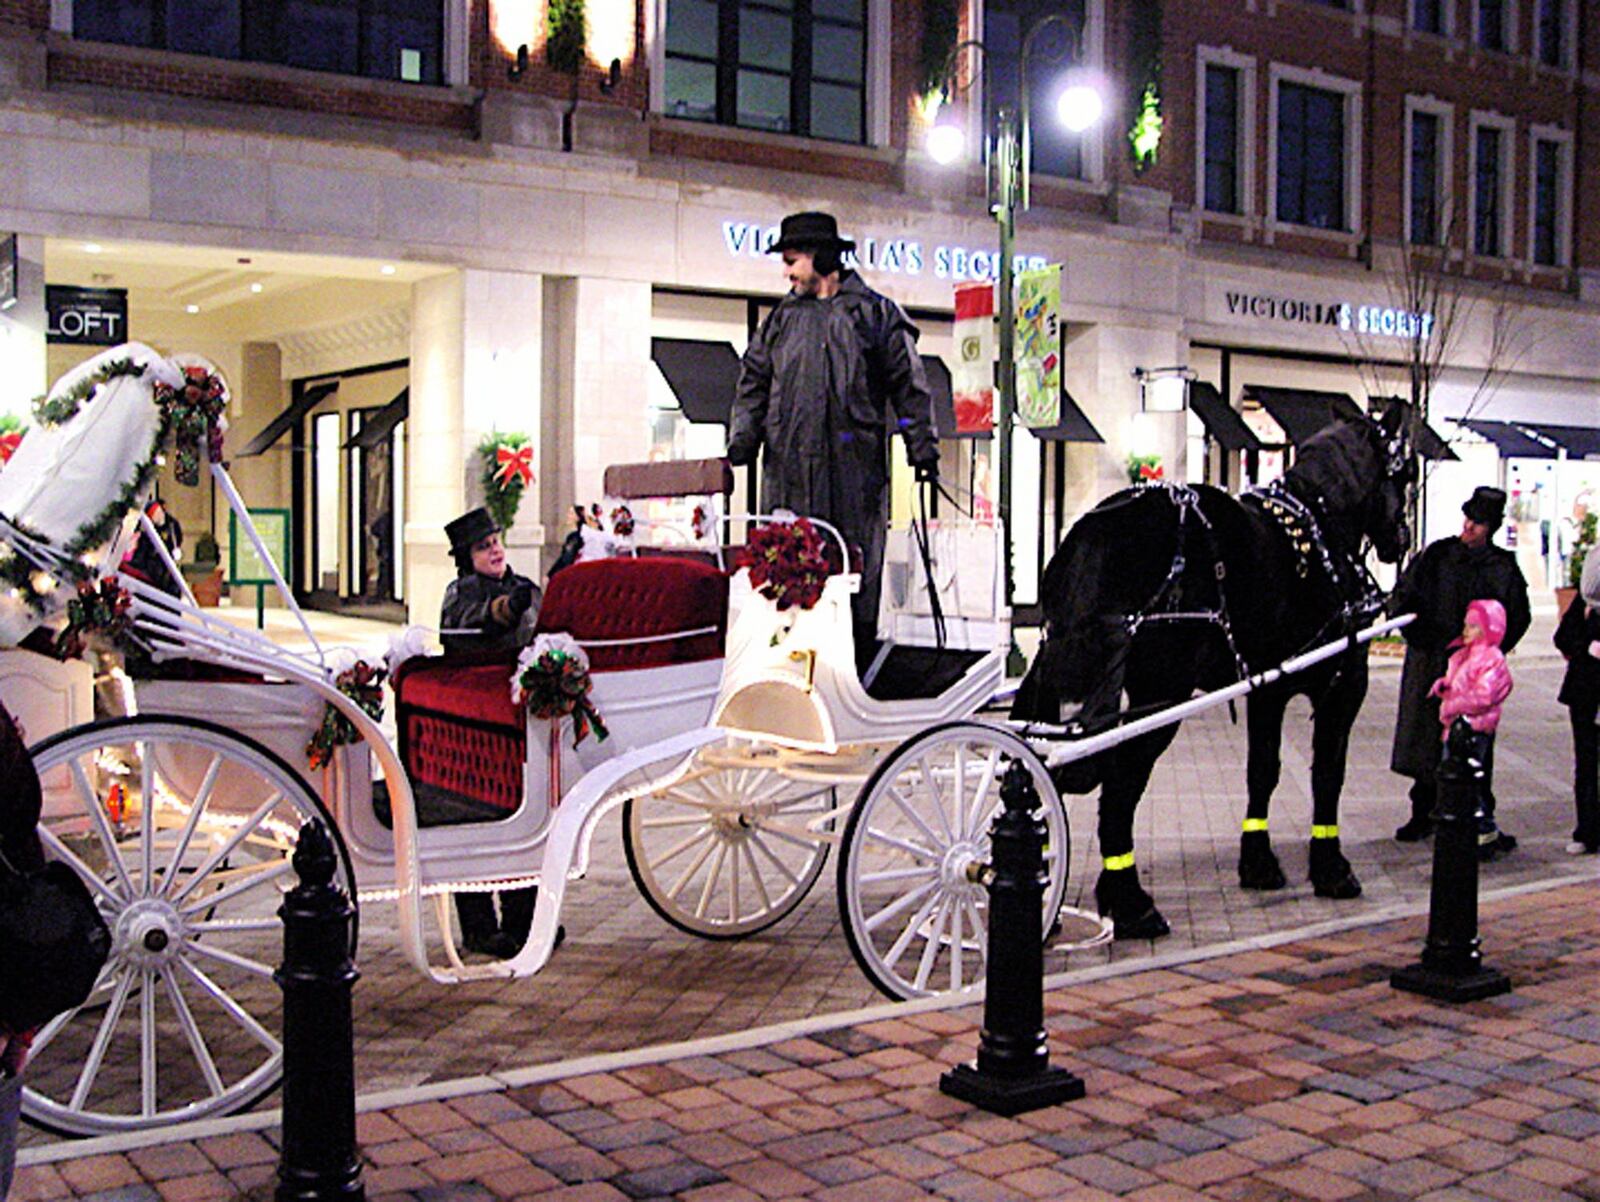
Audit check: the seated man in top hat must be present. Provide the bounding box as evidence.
[439,506,544,957]
[1390,485,1530,854]
[441,506,540,655]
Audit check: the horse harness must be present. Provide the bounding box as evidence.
[1244,479,1386,638]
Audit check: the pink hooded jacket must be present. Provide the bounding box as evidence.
[1432,598,1514,736]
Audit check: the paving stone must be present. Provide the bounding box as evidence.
[611,1160,726,1198]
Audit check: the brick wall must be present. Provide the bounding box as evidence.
[0,0,46,31]
[1167,0,1593,276]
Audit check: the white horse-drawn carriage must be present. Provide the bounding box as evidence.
[5,345,1410,1139]
[1,346,1076,1136]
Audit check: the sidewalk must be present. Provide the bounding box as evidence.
[14,874,1600,1202]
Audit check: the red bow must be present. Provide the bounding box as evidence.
[494,443,534,489]
[0,432,20,465]
[1139,463,1164,480]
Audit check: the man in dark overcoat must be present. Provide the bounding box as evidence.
[728,211,941,652]
[1390,486,1530,847]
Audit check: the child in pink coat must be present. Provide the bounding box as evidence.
[1430,598,1515,859]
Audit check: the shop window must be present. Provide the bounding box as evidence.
[1275,80,1347,231]
[72,0,443,85]
[1537,0,1567,66]
[1476,0,1506,51]
[1406,106,1448,245]
[982,0,1090,181]
[1529,130,1571,267]
[663,0,866,143]
[1412,0,1444,33]
[1203,64,1240,214]
[1470,118,1511,257]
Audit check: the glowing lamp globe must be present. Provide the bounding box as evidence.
[1057,83,1103,133]
[927,121,966,165]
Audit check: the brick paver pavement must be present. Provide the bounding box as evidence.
[15,876,1600,1201]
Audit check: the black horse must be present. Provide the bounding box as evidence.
[1012,413,1413,939]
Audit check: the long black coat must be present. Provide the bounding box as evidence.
[728,271,938,625]
[439,569,540,656]
[1555,597,1600,713]
[1390,536,1530,779]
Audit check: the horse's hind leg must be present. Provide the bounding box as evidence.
[1239,690,1288,891]
[1095,728,1177,940]
[1307,662,1366,900]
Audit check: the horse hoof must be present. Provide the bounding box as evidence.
[1113,907,1171,941]
[1238,836,1287,891]
[1312,869,1362,900]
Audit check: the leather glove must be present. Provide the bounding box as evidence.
[508,580,535,619]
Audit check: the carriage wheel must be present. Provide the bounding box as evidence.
[839,722,1068,1001]
[623,742,835,939]
[23,716,356,1136]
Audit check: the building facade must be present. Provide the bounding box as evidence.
[0,0,1594,626]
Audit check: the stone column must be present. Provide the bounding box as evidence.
[0,234,47,417]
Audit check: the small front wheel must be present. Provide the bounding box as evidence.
[839,722,1068,1000]
[623,741,835,939]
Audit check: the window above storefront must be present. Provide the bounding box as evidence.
[662,0,867,143]
[71,0,445,86]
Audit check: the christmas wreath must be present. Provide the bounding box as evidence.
[737,517,832,611]
[153,365,228,487]
[306,657,387,771]
[512,633,609,748]
[53,576,131,660]
[478,432,533,533]
[1127,454,1164,484]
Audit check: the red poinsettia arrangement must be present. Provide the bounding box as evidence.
[306,659,387,770]
[54,576,131,660]
[0,415,25,467]
[737,518,833,611]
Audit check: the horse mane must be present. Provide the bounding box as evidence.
[1283,419,1381,534]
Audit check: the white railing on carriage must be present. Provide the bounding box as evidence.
[437,626,723,646]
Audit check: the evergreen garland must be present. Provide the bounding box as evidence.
[477,432,533,532]
[547,0,586,74]
[1125,0,1163,172]
[918,0,959,99]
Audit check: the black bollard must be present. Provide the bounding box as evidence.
[940,760,1085,1116]
[276,820,365,1202]
[1391,721,1511,1003]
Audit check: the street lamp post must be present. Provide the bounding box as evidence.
[932,18,1099,652]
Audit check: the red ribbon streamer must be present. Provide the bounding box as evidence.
[494,443,534,489]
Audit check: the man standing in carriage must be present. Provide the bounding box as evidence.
[728,211,942,660]
[1391,486,1530,855]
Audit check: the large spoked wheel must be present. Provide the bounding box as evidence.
[839,722,1068,1000]
[23,715,357,1136]
[623,741,837,938]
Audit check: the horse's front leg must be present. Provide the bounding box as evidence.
[1095,728,1177,940]
[1307,660,1366,900]
[1239,690,1288,891]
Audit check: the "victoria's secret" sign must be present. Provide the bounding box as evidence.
[1218,289,1434,340]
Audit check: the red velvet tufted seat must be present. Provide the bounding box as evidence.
[393,557,729,813]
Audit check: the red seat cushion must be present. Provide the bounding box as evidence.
[535,557,728,671]
[395,659,520,728]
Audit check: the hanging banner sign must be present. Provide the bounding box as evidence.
[45,285,128,345]
[1015,265,1061,429]
[951,282,994,434]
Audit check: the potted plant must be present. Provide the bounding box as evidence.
[182,531,224,607]
[1557,511,1596,616]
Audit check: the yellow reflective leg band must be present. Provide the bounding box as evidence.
[1103,852,1136,871]
[1242,818,1269,833]
[1311,824,1339,839]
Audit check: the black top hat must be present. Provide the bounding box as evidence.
[768,211,856,255]
[445,506,500,555]
[1462,486,1507,528]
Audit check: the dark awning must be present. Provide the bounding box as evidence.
[236,380,339,457]
[1456,419,1560,459]
[651,338,741,425]
[1243,386,1366,446]
[1188,382,1263,452]
[344,388,408,450]
[1029,389,1104,443]
[1522,422,1600,460]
